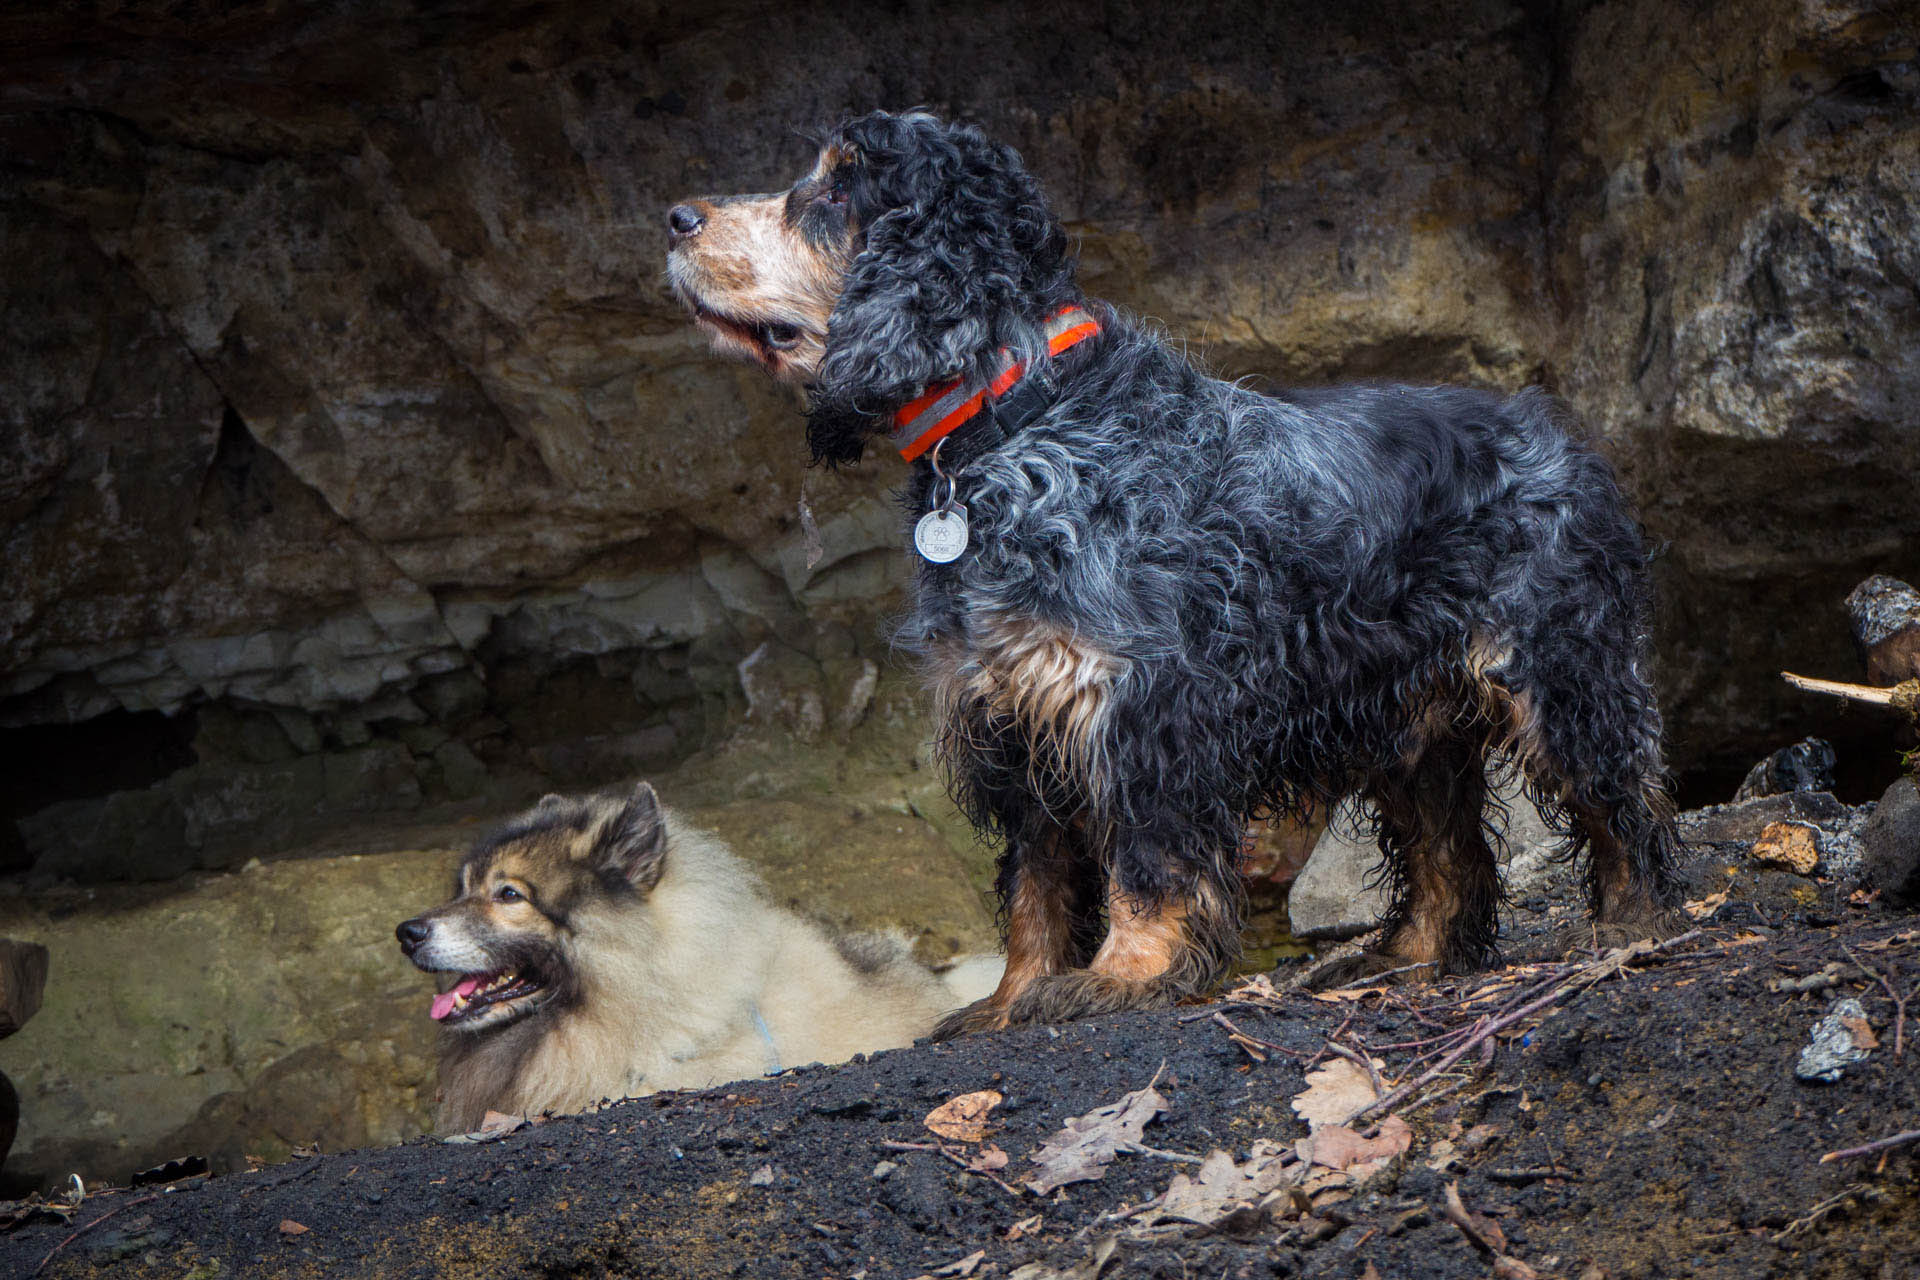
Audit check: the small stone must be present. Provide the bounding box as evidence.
[1750,822,1820,875]
[1796,997,1877,1082]
[871,1159,898,1180]
[749,1163,775,1187]
[1732,738,1836,802]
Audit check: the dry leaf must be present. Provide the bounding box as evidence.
[1154,1140,1298,1225]
[1009,1236,1118,1280]
[925,1090,1003,1143]
[1839,1016,1880,1049]
[1298,1115,1413,1175]
[928,1250,986,1277]
[1289,1058,1384,1130]
[278,1219,310,1236]
[1308,985,1396,1003]
[1493,1257,1542,1279]
[1224,973,1280,1002]
[1004,1213,1043,1241]
[966,1143,1010,1173]
[1026,1080,1169,1194]
[1682,889,1730,919]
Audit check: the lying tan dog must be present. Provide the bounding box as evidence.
[396,782,998,1132]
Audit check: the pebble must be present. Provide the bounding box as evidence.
[1795,997,1877,1082]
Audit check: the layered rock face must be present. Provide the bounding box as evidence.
[3,0,1917,874]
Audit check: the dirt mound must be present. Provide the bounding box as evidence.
[4,908,1915,1279]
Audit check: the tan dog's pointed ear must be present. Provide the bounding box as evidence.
[596,781,668,891]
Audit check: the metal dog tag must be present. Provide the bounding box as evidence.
[913,504,969,563]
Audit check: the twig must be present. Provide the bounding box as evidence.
[1487,1166,1583,1185]
[236,1160,323,1197]
[33,1195,159,1277]
[1322,1036,1389,1102]
[1117,1142,1205,1165]
[1354,932,1702,1124]
[1212,1011,1309,1060]
[1842,945,1914,1062]
[1780,671,1896,705]
[1819,1129,1920,1165]
[1400,1073,1478,1116]
[1772,1185,1879,1241]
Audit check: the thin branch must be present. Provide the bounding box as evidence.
[1819,1130,1920,1165]
[1842,944,1914,1062]
[1353,932,1702,1124]
[34,1195,159,1278]
[1780,671,1895,705]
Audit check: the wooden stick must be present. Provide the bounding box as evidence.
[33,1195,158,1277]
[1780,671,1896,705]
[1820,1129,1920,1164]
[1842,945,1914,1062]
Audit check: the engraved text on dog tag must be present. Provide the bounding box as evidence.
[914,505,969,563]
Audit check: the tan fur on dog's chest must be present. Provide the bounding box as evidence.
[929,612,1125,791]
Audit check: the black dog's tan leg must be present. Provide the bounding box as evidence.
[930,827,1093,1039]
[997,870,1238,1026]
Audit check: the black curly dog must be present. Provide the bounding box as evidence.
[666,110,1681,1035]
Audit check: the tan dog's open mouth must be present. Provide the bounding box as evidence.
[427,966,551,1027]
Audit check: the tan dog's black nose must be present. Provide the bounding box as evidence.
[396,917,431,955]
[667,204,705,239]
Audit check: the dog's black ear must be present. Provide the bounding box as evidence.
[806,111,1078,466]
[596,781,669,891]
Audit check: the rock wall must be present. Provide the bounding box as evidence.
[3,0,1917,873]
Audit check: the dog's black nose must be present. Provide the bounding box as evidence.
[396,917,431,954]
[667,203,705,239]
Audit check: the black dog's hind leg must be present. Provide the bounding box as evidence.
[1379,729,1505,971]
[1491,644,1685,954]
[1310,726,1503,988]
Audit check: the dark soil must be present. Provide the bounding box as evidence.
[4,908,1917,1279]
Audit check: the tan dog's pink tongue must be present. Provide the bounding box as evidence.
[430,976,484,1021]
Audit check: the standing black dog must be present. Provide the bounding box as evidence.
[666,110,1680,1036]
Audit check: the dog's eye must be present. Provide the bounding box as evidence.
[494,885,523,903]
[821,180,847,206]
[763,322,801,349]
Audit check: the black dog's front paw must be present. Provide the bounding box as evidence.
[929,997,1010,1041]
[1000,970,1172,1026]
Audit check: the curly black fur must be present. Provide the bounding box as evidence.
[699,111,1682,1023]
[805,112,1079,467]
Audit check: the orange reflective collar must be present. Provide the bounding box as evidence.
[888,306,1099,463]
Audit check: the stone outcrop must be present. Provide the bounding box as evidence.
[1543,0,1920,784]
[1,6,1915,848]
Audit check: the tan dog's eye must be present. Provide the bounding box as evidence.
[494,884,524,903]
[821,181,847,206]
[764,322,801,350]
